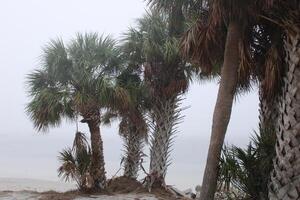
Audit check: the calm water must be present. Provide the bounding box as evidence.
[0,84,258,190]
[0,130,206,190]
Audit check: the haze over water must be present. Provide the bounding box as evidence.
[0,0,259,190]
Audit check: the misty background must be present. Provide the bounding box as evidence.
[0,0,258,190]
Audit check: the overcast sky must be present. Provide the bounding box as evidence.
[0,0,259,190]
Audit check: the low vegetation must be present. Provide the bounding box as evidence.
[218,129,276,199]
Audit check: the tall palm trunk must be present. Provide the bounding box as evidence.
[269,31,300,200]
[148,96,182,187]
[200,22,241,200]
[86,111,106,190]
[123,126,144,179]
[259,85,279,134]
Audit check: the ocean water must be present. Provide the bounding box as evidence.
[0,84,259,191]
[0,130,206,190]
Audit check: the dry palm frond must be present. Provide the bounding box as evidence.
[180,19,225,74]
[261,45,284,99]
[73,131,89,153]
[263,0,300,35]
[119,110,148,140]
[237,33,255,91]
[163,79,188,97]
[114,87,131,110]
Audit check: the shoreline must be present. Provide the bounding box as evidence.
[0,178,192,200]
[0,177,75,193]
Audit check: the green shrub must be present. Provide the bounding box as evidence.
[218,128,276,200]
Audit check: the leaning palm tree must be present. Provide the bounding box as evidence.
[180,1,251,199]
[26,33,127,190]
[179,0,281,199]
[148,0,244,197]
[122,9,191,187]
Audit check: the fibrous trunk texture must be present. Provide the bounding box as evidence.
[148,96,183,187]
[200,22,241,200]
[259,85,279,133]
[86,111,107,190]
[269,31,300,200]
[123,126,144,179]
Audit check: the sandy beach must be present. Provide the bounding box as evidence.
[0,191,159,200]
[0,178,161,200]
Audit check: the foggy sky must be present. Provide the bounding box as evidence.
[0,0,259,189]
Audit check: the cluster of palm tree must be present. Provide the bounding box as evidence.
[121,9,192,188]
[26,0,299,199]
[27,8,190,191]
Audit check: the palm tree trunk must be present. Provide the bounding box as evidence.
[86,112,107,190]
[269,31,300,200]
[123,127,144,179]
[259,85,279,134]
[200,22,241,200]
[148,96,183,187]
[259,95,278,132]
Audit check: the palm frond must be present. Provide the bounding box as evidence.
[219,129,276,199]
[27,32,125,130]
[41,38,72,85]
[180,19,225,75]
[26,87,74,131]
[58,148,77,182]
[73,131,89,153]
[58,133,92,189]
[120,27,145,68]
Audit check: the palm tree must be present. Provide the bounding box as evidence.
[180,2,248,199]
[149,0,298,199]
[178,0,292,199]
[117,70,148,179]
[103,68,148,179]
[26,33,127,190]
[148,1,248,198]
[267,1,300,199]
[119,111,147,178]
[122,9,191,188]
[254,14,285,136]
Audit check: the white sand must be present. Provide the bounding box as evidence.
[76,194,158,200]
[0,192,158,200]
[0,178,158,200]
